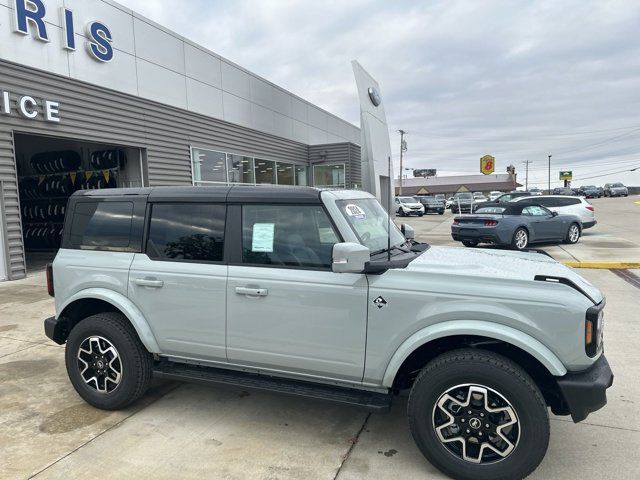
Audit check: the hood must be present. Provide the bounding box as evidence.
[400,202,423,207]
[406,246,603,304]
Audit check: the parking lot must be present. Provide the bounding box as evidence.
[1,195,639,480]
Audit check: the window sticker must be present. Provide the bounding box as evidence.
[345,204,366,220]
[252,223,275,252]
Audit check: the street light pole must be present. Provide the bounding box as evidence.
[548,155,552,193]
[398,130,407,195]
[522,160,532,191]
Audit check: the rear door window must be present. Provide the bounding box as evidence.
[146,203,226,262]
[69,201,134,250]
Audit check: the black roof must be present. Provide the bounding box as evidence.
[71,185,325,204]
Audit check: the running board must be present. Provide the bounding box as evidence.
[153,361,392,412]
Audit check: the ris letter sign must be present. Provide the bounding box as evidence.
[480,155,495,175]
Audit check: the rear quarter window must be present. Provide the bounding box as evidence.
[68,201,134,250]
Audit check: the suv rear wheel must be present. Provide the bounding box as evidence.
[65,312,153,410]
[407,349,549,480]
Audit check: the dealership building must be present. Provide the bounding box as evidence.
[0,0,374,281]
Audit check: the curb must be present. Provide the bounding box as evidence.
[563,262,640,269]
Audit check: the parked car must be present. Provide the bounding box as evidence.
[488,190,503,201]
[445,196,454,209]
[434,194,446,205]
[552,187,575,196]
[529,187,543,196]
[451,202,583,250]
[603,182,629,197]
[596,186,604,197]
[475,191,531,209]
[45,186,612,480]
[578,185,601,199]
[418,196,445,214]
[513,195,597,229]
[473,192,487,202]
[450,192,475,213]
[395,196,425,217]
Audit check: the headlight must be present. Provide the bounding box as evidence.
[585,302,605,357]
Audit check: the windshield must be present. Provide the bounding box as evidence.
[612,183,624,187]
[398,196,417,203]
[454,193,473,199]
[337,199,406,253]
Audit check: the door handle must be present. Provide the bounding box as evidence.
[135,278,164,288]
[235,287,268,297]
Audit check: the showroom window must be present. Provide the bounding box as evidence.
[146,203,226,262]
[191,147,308,187]
[192,148,227,184]
[313,164,346,188]
[227,155,254,184]
[254,158,276,184]
[276,162,295,185]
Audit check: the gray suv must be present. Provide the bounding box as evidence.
[44,186,613,480]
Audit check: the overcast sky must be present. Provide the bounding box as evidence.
[120,0,640,187]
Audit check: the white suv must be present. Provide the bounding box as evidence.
[513,195,597,229]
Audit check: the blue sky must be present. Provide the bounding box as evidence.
[119,0,640,187]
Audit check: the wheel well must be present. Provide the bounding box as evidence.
[392,335,567,414]
[57,298,121,342]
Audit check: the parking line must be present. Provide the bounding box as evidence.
[563,262,640,269]
[610,269,640,290]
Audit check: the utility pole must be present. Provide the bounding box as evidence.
[398,130,407,195]
[522,160,533,190]
[548,155,552,194]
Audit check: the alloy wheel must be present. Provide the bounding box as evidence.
[569,225,580,243]
[77,336,122,393]
[515,230,528,249]
[432,384,520,464]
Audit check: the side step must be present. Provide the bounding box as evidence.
[153,361,392,412]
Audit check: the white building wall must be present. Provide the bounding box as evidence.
[0,0,360,145]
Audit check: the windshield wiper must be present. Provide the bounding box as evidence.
[370,244,411,256]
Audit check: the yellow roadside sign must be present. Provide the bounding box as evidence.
[480,155,495,175]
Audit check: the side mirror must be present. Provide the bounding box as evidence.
[332,242,370,273]
[551,211,559,217]
[401,224,415,240]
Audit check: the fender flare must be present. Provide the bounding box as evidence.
[58,288,161,353]
[382,320,567,388]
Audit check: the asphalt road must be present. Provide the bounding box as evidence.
[0,194,638,480]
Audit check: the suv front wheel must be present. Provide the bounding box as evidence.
[65,312,153,410]
[407,349,549,480]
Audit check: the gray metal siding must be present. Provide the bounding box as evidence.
[0,130,25,279]
[0,59,313,278]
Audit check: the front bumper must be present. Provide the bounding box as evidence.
[556,354,613,423]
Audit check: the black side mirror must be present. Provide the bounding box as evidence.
[551,211,559,217]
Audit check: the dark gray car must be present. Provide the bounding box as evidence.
[451,202,582,250]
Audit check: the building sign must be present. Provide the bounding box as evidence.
[0,89,61,123]
[11,0,114,62]
[559,171,573,181]
[480,155,495,175]
[413,169,436,178]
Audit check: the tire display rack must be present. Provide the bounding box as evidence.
[19,149,126,251]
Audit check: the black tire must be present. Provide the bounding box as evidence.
[462,240,478,247]
[510,227,528,250]
[398,209,405,217]
[564,222,581,244]
[407,349,549,480]
[418,213,424,217]
[439,211,444,215]
[65,312,153,410]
